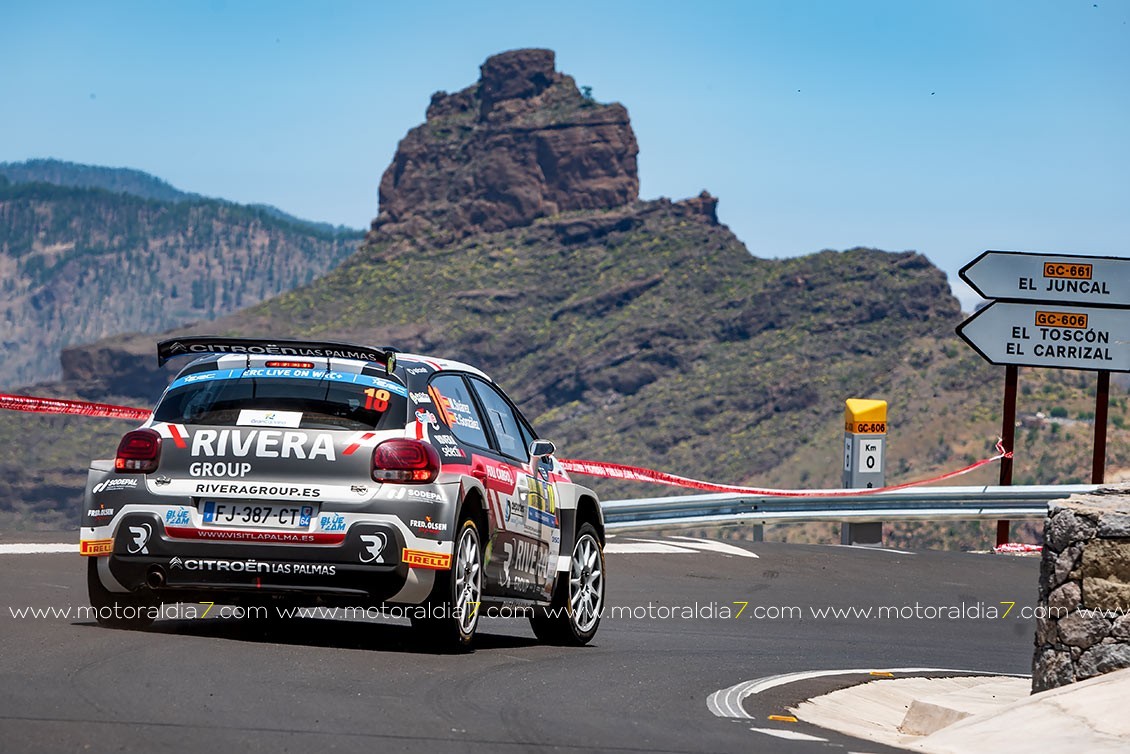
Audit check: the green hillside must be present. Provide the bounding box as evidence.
[3,207,1125,533]
[0,181,362,387]
[197,204,1130,498]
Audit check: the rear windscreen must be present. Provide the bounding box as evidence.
[153,370,407,431]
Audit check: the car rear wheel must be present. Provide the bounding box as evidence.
[87,558,159,630]
[530,522,604,645]
[410,516,482,651]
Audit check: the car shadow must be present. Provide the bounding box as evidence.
[74,615,542,654]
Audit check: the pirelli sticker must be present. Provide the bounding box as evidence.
[845,421,887,434]
[80,539,114,556]
[402,549,452,570]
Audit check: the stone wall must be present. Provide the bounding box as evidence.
[1033,486,1130,692]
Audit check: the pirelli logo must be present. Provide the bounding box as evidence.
[402,549,452,570]
[80,539,114,556]
[845,421,887,434]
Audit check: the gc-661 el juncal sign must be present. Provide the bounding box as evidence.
[960,250,1130,308]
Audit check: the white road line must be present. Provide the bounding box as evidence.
[0,543,76,555]
[748,728,827,742]
[607,538,760,557]
[835,544,915,555]
[605,542,700,554]
[668,536,758,558]
[708,667,1029,719]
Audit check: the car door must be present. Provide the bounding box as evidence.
[467,376,556,601]
[428,373,544,600]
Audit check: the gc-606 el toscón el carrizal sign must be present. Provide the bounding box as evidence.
[956,301,1129,373]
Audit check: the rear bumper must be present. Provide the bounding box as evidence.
[87,511,445,605]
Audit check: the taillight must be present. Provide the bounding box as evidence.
[115,429,161,473]
[372,439,440,484]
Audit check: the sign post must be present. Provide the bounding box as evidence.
[957,250,1130,547]
[1093,371,1110,484]
[997,365,1018,546]
[841,398,887,545]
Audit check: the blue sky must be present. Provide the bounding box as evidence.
[2,0,1127,309]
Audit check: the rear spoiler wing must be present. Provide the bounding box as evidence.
[156,337,398,373]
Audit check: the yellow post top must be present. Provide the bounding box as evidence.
[845,398,887,434]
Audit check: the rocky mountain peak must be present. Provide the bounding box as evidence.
[478,48,557,118]
[372,48,640,239]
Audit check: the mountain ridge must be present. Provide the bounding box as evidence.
[0,158,359,236]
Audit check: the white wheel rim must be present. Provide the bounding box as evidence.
[569,534,603,633]
[454,526,481,635]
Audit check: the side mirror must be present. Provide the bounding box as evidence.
[529,439,556,458]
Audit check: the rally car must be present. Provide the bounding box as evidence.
[81,337,606,648]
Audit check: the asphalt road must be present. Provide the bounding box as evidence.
[0,533,1040,753]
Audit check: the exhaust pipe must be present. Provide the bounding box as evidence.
[146,566,166,589]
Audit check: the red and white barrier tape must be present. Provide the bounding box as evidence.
[560,441,1013,497]
[993,543,1042,555]
[0,392,1012,497]
[0,393,152,422]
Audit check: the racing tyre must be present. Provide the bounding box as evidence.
[530,522,604,646]
[411,517,482,651]
[87,558,159,630]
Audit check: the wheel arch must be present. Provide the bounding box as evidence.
[457,478,490,533]
[554,484,604,569]
[575,493,604,544]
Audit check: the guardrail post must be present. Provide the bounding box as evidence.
[841,399,886,545]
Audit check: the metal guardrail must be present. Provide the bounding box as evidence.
[600,484,1100,531]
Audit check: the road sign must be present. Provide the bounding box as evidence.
[957,301,1130,372]
[959,251,1130,307]
[842,399,886,545]
[843,399,885,489]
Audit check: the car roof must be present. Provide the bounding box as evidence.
[396,353,491,381]
[158,336,490,379]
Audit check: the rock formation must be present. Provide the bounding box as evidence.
[371,48,640,238]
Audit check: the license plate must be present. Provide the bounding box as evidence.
[201,502,315,529]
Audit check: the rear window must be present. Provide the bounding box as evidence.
[153,369,407,431]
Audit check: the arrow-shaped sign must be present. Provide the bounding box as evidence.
[960,251,1130,307]
[957,301,1130,372]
